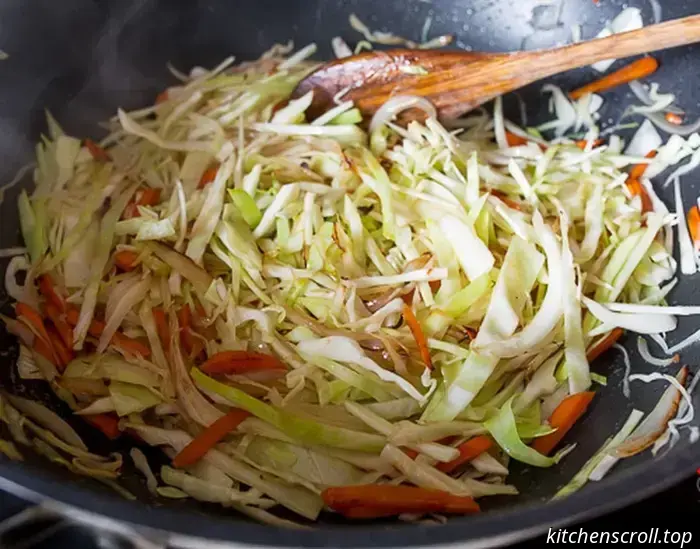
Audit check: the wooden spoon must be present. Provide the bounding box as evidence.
[294,14,700,119]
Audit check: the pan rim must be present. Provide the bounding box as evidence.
[0,442,695,548]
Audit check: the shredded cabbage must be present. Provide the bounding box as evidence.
[5,40,700,525]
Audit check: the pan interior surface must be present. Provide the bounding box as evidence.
[0,0,698,546]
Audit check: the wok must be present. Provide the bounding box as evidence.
[0,0,698,547]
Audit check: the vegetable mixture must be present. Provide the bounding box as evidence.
[1,18,699,525]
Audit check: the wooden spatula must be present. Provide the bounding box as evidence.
[294,14,700,119]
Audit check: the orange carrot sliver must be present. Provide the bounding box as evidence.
[38,274,64,312]
[688,206,700,247]
[532,391,596,455]
[323,485,480,517]
[114,250,139,272]
[136,188,161,206]
[436,436,493,473]
[153,308,170,350]
[402,303,432,370]
[575,138,603,150]
[45,303,74,350]
[628,149,657,181]
[85,139,111,162]
[626,179,653,213]
[198,166,219,189]
[84,413,121,439]
[505,131,528,147]
[155,90,169,105]
[586,327,624,362]
[665,112,683,125]
[46,325,72,370]
[200,350,287,375]
[34,337,57,367]
[172,409,251,468]
[569,57,659,100]
[16,303,53,348]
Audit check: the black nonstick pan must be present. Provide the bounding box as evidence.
[0,0,698,547]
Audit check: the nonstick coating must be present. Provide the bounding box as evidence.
[0,0,698,547]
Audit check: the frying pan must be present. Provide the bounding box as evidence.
[0,0,698,547]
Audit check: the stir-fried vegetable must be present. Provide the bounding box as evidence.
[2,39,698,525]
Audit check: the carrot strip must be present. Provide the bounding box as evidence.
[436,436,493,473]
[84,413,121,439]
[532,392,596,455]
[402,303,432,370]
[200,350,287,375]
[85,139,111,162]
[114,250,139,272]
[569,57,659,100]
[33,337,57,367]
[575,138,603,150]
[16,303,53,349]
[628,150,658,181]
[322,485,481,518]
[45,303,74,349]
[46,325,72,370]
[172,409,251,468]
[586,327,624,362]
[491,190,523,211]
[665,112,683,125]
[112,333,151,358]
[688,206,700,248]
[38,274,65,312]
[626,179,653,213]
[65,306,151,358]
[505,131,528,147]
[155,90,169,104]
[402,448,419,460]
[122,187,162,219]
[198,166,220,189]
[153,308,170,351]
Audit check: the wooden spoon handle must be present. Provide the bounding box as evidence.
[528,14,700,82]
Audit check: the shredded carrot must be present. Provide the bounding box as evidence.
[155,90,169,104]
[463,326,478,340]
[152,307,170,351]
[84,413,121,439]
[198,166,220,189]
[665,112,683,125]
[65,306,151,358]
[38,274,65,312]
[16,303,53,349]
[45,303,74,350]
[628,149,657,181]
[505,131,528,147]
[172,409,251,468]
[114,250,139,272]
[200,350,287,375]
[569,57,659,100]
[688,206,700,248]
[436,436,493,473]
[33,337,57,367]
[402,448,419,460]
[322,485,481,518]
[586,327,624,362]
[46,325,72,370]
[532,392,596,455]
[575,138,604,150]
[122,187,162,219]
[84,139,111,162]
[626,179,653,213]
[402,303,432,370]
[136,188,161,206]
